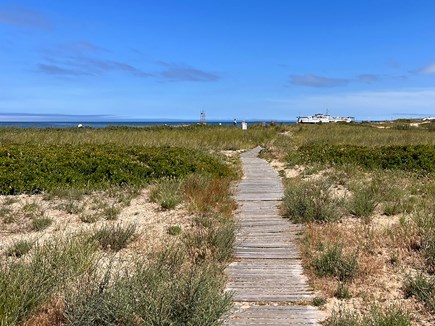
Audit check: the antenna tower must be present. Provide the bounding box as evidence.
[200,110,206,125]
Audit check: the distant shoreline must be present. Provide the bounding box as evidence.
[0,120,296,128]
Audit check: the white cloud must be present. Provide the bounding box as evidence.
[418,62,435,75]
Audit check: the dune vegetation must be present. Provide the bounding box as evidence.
[1,122,434,325]
[264,121,434,325]
[0,124,279,325]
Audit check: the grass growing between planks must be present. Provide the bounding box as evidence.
[270,122,435,325]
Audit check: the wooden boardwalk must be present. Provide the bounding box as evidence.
[224,147,323,325]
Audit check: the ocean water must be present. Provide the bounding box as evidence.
[0,120,295,128]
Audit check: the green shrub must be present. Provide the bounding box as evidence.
[31,217,52,231]
[297,144,435,172]
[92,224,136,251]
[313,242,358,281]
[404,273,434,312]
[5,240,33,258]
[0,145,233,195]
[149,177,182,210]
[282,179,341,223]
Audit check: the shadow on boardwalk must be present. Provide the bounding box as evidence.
[224,147,324,325]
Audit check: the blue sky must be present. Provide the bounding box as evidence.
[1,0,435,121]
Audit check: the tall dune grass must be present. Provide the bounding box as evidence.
[290,124,435,147]
[0,125,278,150]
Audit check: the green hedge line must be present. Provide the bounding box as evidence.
[0,145,232,194]
[297,144,435,172]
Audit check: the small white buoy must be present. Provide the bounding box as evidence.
[77,124,83,128]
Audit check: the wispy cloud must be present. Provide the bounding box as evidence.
[357,74,380,83]
[38,56,151,78]
[418,62,435,75]
[159,61,219,82]
[289,74,349,87]
[38,63,92,76]
[38,43,218,82]
[0,6,51,30]
[289,72,411,88]
[74,57,151,77]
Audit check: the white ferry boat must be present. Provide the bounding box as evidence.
[297,113,354,124]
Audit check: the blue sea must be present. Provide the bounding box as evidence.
[0,120,295,128]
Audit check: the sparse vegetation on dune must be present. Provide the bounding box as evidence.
[0,171,236,325]
[2,121,434,324]
[0,125,242,325]
[267,121,435,325]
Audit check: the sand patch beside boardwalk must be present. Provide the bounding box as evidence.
[0,188,193,257]
[264,159,434,325]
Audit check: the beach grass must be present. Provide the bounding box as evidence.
[273,121,435,324]
[0,124,239,324]
[0,124,278,150]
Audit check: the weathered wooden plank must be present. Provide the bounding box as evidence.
[224,147,323,325]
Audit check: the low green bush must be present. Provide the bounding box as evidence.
[282,179,342,223]
[0,145,233,195]
[313,242,358,281]
[297,144,435,172]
